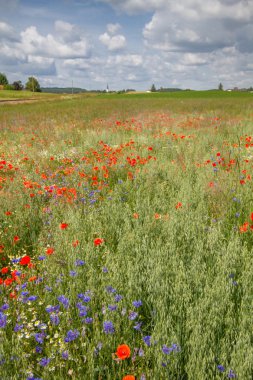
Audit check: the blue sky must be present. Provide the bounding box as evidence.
[1,0,253,90]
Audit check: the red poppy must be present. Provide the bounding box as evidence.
[116,344,131,360]
[20,255,31,266]
[46,247,54,255]
[94,238,104,246]
[175,202,182,209]
[13,235,20,243]
[5,211,12,216]
[122,376,135,380]
[251,213,253,221]
[72,240,79,247]
[60,223,68,229]
[1,267,9,274]
[133,213,139,219]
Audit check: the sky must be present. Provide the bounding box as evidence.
[0,0,253,90]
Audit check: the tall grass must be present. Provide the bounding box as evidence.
[0,93,253,379]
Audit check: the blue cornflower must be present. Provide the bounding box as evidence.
[162,344,172,354]
[45,286,52,292]
[38,255,46,260]
[227,369,236,378]
[27,376,42,380]
[0,304,9,311]
[82,296,91,303]
[134,322,142,331]
[46,305,60,313]
[14,323,24,332]
[79,306,88,317]
[138,348,144,357]
[69,270,77,277]
[129,312,138,320]
[39,357,50,367]
[36,346,43,354]
[62,351,69,360]
[84,317,93,324]
[102,267,108,273]
[105,286,116,294]
[58,295,69,309]
[103,321,114,334]
[217,365,225,372]
[171,343,180,352]
[64,329,80,343]
[35,333,45,344]
[75,260,85,266]
[50,313,60,325]
[0,312,7,328]
[27,296,38,302]
[132,300,142,308]
[21,291,29,296]
[108,304,117,311]
[143,336,151,347]
[114,294,123,302]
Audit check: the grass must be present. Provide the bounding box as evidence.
[0,92,253,379]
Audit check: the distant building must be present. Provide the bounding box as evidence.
[106,84,109,93]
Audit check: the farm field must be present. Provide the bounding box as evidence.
[0,91,253,379]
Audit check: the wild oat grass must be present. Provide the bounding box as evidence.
[0,92,253,379]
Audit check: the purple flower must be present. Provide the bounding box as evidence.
[0,304,9,311]
[46,305,60,313]
[14,323,24,332]
[143,336,151,347]
[84,317,93,324]
[108,304,117,311]
[27,296,38,302]
[0,312,7,328]
[103,321,114,334]
[217,365,225,372]
[64,329,80,343]
[105,286,116,294]
[134,322,142,331]
[129,312,138,321]
[35,333,45,344]
[69,270,77,277]
[132,300,142,308]
[75,260,85,266]
[39,357,50,366]
[138,348,144,357]
[50,313,60,325]
[227,369,236,378]
[162,344,172,354]
[102,267,108,273]
[58,295,69,309]
[114,294,123,302]
[62,351,69,360]
[36,346,43,354]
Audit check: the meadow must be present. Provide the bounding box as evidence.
[0,90,253,380]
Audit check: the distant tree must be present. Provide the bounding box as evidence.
[218,82,223,91]
[0,73,8,86]
[12,81,23,91]
[4,84,14,90]
[150,84,156,92]
[25,76,41,92]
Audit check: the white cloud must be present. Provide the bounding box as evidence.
[107,54,143,66]
[19,25,91,58]
[99,32,126,51]
[0,21,19,41]
[106,23,121,34]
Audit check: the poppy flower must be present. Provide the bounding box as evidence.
[5,211,12,216]
[251,213,253,221]
[122,376,135,380]
[94,238,104,246]
[13,236,20,243]
[1,267,9,274]
[133,213,139,219]
[175,202,182,209]
[60,223,68,229]
[72,240,79,247]
[116,344,131,360]
[19,255,31,266]
[46,247,54,255]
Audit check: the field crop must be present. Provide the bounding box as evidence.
[0,91,253,379]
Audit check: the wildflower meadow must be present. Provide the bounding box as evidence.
[0,91,253,379]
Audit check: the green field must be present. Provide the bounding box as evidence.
[0,92,253,379]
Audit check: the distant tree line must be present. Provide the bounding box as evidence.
[0,73,41,92]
